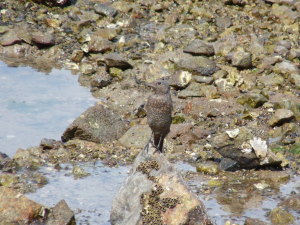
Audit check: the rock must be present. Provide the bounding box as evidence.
[273,60,300,78]
[0,174,19,187]
[174,56,217,76]
[40,138,56,150]
[218,158,240,171]
[0,186,44,223]
[273,45,289,57]
[288,48,300,60]
[278,194,300,211]
[215,16,232,29]
[61,103,126,143]
[196,162,218,175]
[90,70,112,88]
[183,39,214,56]
[110,146,215,225]
[82,35,114,54]
[46,199,76,225]
[104,53,133,70]
[32,32,55,46]
[212,127,282,169]
[236,93,268,108]
[244,217,271,225]
[1,44,31,58]
[257,73,285,89]
[231,51,252,69]
[119,125,151,149]
[71,49,84,63]
[269,5,299,25]
[290,73,300,89]
[72,165,90,179]
[168,70,192,89]
[193,75,214,85]
[274,100,300,120]
[269,207,294,225]
[268,109,295,127]
[109,67,123,77]
[33,0,68,6]
[0,29,22,46]
[96,28,118,41]
[94,3,117,17]
[80,62,96,75]
[215,78,240,99]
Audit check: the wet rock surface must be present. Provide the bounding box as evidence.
[1,0,300,224]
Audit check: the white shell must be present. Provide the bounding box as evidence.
[226,128,239,138]
[250,137,268,159]
[241,148,252,154]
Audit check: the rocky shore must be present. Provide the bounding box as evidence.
[1,0,300,224]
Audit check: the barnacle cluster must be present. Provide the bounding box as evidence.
[137,160,180,224]
[161,197,180,209]
[136,160,161,175]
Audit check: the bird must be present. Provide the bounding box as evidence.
[143,79,173,153]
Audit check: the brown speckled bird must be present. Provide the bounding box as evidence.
[144,79,173,153]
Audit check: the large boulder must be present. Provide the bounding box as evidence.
[61,103,126,143]
[110,145,215,225]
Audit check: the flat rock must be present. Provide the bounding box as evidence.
[104,53,133,70]
[94,3,117,17]
[61,103,126,143]
[110,145,215,225]
[0,186,43,223]
[32,32,55,46]
[183,39,215,56]
[91,70,112,88]
[269,109,295,127]
[244,217,271,225]
[0,30,22,46]
[175,56,217,76]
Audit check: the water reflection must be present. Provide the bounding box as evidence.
[0,60,96,157]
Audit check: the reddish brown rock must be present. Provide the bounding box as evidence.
[32,32,55,46]
[0,186,43,223]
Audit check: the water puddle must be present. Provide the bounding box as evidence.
[0,60,97,157]
[25,162,131,224]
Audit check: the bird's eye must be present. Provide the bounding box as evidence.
[158,82,161,85]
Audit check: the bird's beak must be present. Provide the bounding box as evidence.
[142,82,154,88]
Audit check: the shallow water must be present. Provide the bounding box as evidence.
[0,60,97,157]
[25,162,130,225]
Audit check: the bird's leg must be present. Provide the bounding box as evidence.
[145,132,153,153]
[153,135,163,154]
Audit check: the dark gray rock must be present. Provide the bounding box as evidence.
[40,138,56,150]
[61,104,126,143]
[46,199,75,225]
[218,158,240,171]
[94,3,117,17]
[183,39,215,56]
[110,145,215,225]
[175,56,217,76]
[104,53,133,70]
